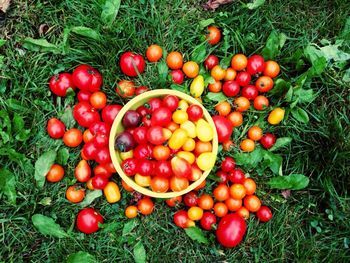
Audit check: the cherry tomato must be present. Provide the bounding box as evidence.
[228,169,245,184]
[256,206,273,222]
[83,129,94,143]
[63,128,83,147]
[166,51,183,70]
[116,80,135,98]
[225,198,242,212]
[183,61,199,78]
[147,126,166,145]
[82,141,98,160]
[170,176,189,192]
[152,145,170,161]
[268,107,285,125]
[150,176,169,193]
[263,61,280,78]
[200,212,217,231]
[103,181,121,203]
[227,111,243,127]
[146,44,162,62]
[91,174,108,189]
[95,147,111,164]
[248,126,263,141]
[240,139,255,152]
[135,86,149,95]
[49,73,75,97]
[137,198,154,215]
[121,158,138,176]
[47,118,65,139]
[133,144,153,159]
[166,196,182,207]
[125,205,138,218]
[247,55,265,75]
[256,76,274,93]
[66,185,85,203]
[120,52,145,77]
[234,97,250,112]
[77,90,92,102]
[170,69,185,84]
[244,195,261,212]
[212,115,233,143]
[224,68,237,81]
[132,126,147,145]
[254,95,269,110]
[171,156,192,178]
[214,202,228,217]
[151,107,172,127]
[46,164,64,182]
[204,54,219,70]
[216,214,246,248]
[188,206,204,221]
[260,133,276,149]
[72,64,102,92]
[208,80,222,93]
[221,157,236,172]
[222,80,240,97]
[242,85,259,100]
[147,98,162,113]
[184,191,198,207]
[168,128,187,149]
[236,72,251,86]
[194,141,212,155]
[73,102,100,128]
[216,170,228,184]
[137,159,154,176]
[94,164,111,178]
[90,91,107,109]
[186,105,203,122]
[207,26,221,45]
[134,173,151,187]
[213,184,230,201]
[102,104,122,125]
[211,65,226,81]
[231,54,248,71]
[155,160,173,178]
[163,95,179,112]
[243,178,256,195]
[75,160,91,182]
[76,208,103,234]
[198,194,214,210]
[230,184,246,200]
[222,139,234,151]
[215,101,231,116]
[174,210,193,228]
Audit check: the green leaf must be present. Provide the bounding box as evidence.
[22,38,61,54]
[0,110,11,143]
[263,151,283,175]
[57,148,70,166]
[246,0,265,10]
[261,31,287,60]
[269,137,292,152]
[205,92,227,102]
[219,56,231,69]
[101,0,121,25]
[34,150,57,188]
[291,107,309,123]
[133,241,146,263]
[60,107,76,129]
[122,218,139,236]
[199,19,215,29]
[67,251,97,263]
[0,169,17,204]
[170,84,186,93]
[70,27,100,41]
[13,113,31,142]
[268,174,309,190]
[184,227,208,244]
[0,39,6,48]
[343,68,350,82]
[294,88,316,103]
[319,43,350,62]
[6,98,28,112]
[32,214,68,238]
[191,44,207,63]
[340,17,350,40]
[157,61,168,84]
[269,79,288,96]
[79,190,102,207]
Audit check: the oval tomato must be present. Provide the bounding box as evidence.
[247,55,265,75]
[257,206,273,222]
[75,160,91,182]
[72,64,102,92]
[47,118,65,139]
[103,181,121,203]
[216,213,246,248]
[212,115,233,143]
[120,52,145,77]
[76,208,103,234]
[171,156,192,178]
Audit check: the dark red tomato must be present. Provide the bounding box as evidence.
[212,116,233,143]
[122,110,141,128]
[142,115,152,127]
[216,213,247,248]
[134,144,153,159]
[120,52,145,77]
[242,85,259,100]
[82,141,98,160]
[135,86,149,95]
[200,212,217,231]
[47,118,65,139]
[102,105,123,125]
[91,174,108,189]
[77,90,91,102]
[146,98,162,113]
[216,170,228,184]
[73,102,100,128]
[174,210,190,228]
[137,159,153,176]
[49,73,75,97]
[235,72,251,87]
[187,105,203,122]
[72,64,102,92]
[222,80,240,97]
[95,147,111,164]
[89,122,110,136]
[76,208,103,234]
[163,95,179,112]
[136,105,150,117]
[121,158,138,176]
[151,107,172,127]
[92,133,108,148]
[256,206,273,222]
[247,55,265,75]
[115,131,136,152]
[154,161,173,178]
[133,126,148,144]
[228,169,245,184]
[221,157,236,172]
[184,192,198,207]
[260,133,276,149]
[204,55,219,70]
[170,70,185,85]
[147,126,166,145]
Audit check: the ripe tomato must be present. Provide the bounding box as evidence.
[150,176,170,193]
[211,65,226,81]
[260,133,276,149]
[95,147,111,164]
[224,68,237,81]
[182,138,196,152]
[227,111,243,127]
[268,107,285,125]
[83,129,94,143]
[172,110,188,125]
[236,72,251,86]
[103,181,121,203]
[248,126,263,141]
[170,69,185,84]
[137,159,153,176]
[72,64,102,92]
[135,86,149,95]
[104,162,117,174]
[151,107,172,127]
[120,52,145,77]
[230,184,246,200]
[188,206,204,221]
[170,176,189,192]
[163,95,179,112]
[231,54,248,71]
[186,105,203,122]
[94,164,111,178]
[82,141,98,160]
[198,194,214,210]
[222,139,234,151]
[208,80,222,93]
[121,159,138,175]
[66,185,85,203]
[116,80,135,98]
[49,73,75,97]
[86,179,94,190]
[121,179,134,192]
[63,128,83,148]
[214,202,228,217]
[221,157,236,172]
[212,115,233,143]
[133,144,152,160]
[46,164,64,182]
[168,128,187,149]
[200,212,217,231]
[216,170,228,184]
[138,198,154,215]
[154,160,173,178]
[242,85,259,100]
[240,138,255,152]
[132,126,147,145]
[213,184,230,201]
[73,102,100,128]
[183,61,199,78]
[174,210,194,228]
[243,178,256,195]
[147,126,166,145]
[228,169,245,184]
[90,91,107,109]
[125,205,138,218]
[225,198,242,212]
[204,55,219,70]
[257,206,273,222]
[146,44,162,62]
[47,118,65,139]
[263,60,280,78]
[254,95,269,110]
[147,98,162,113]
[166,195,182,207]
[189,164,202,181]
[134,173,151,187]
[256,76,274,93]
[184,191,198,207]
[75,160,91,182]
[236,206,250,219]
[91,174,108,189]
[216,214,246,248]
[247,55,265,75]
[234,97,250,112]
[166,51,183,70]
[215,101,231,116]
[171,156,192,178]
[244,195,261,212]
[206,26,221,45]
[76,208,103,234]
[77,90,91,102]
[222,80,240,97]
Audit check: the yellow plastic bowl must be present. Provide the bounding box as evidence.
[109,89,218,198]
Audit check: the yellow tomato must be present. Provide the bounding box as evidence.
[196,152,216,171]
[182,138,196,152]
[268,107,285,125]
[188,206,204,221]
[162,128,172,140]
[134,173,151,187]
[190,75,205,98]
[120,150,133,160]
[180,121,196,138]
[178,99,189,111]
[172,110,188,124]
[196,119,213,142]
[103,182,121,203]
[168,128,188,150]
[177,151,195,164]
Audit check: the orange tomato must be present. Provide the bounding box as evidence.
[86,178,94,190]
[170,176,189,192]
[215,101,231,116]
[166,121,180,132]
[243,178,256,195]
[90,91,107,109]
[227,111,243,127]
[247,126,263,141]
[194,141,212,155]
[206,26,221,45]
[211,65,226,81]
[81,150,88,160]
[150,176,170,193]
[229,184,246,200]
[83,129,94,143]
[66,185,85,203]
[198,194,214,210]
[63,128,83,147]
[224,68,237,81]
[165,195,182,207]
[254,95,269,110]
[188,206,204,221]
[234,97,250,112]
[121,179,134,192]
[222,139,234,151]
[116,80,135,98]
[240,139,255,152]
[125,205,138,218]
[213,184,230,201]
[256,76,274,93]
[146,44,163,62]
[208,80,222,93]
[231,54,248,71]
[237,206,250,219]
[244,195,261,212]
[263,60,280,78]
[166,51,183,70]
[182,61,199,78]
[225,198,242,212]
[137,198,154,215]
[214,202,228,217]
[46,164,64,182]
[153,145,171,161]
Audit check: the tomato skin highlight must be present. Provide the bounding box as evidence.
[216,213,247,248]
[76,208,103,234]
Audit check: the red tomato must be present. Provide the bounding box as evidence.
[207,26,221,45]
[66,185,85,203]
[77,90,92,102]
[151,107,172,127]
[93,164,111,178]
[136,105,150,117]
[137,159,153,176]
[146,126,166,145]
[204,55,219,70]
[184,191,198,207]
[154,160,173,177]
[186,105,203,122]
[89,122,110,136]
[256,206,273,222]
[133,126,148,145]
[75,160,91,182]
[221,157,236,172]
[91,174,108,189]
[216,170,228,184]
[200,211,217,231]
[137,198,154,215]
[163,95,179,112]
[212,115,233,143]
[228,169,245,184]
[73,102,100,128]
[102,104,122,125]
[76,208,103,234]
[213,184,230,201]
[170,70,185,84]
[171,156,192,178]
[253,95,269,110]
[47,118,65,139]
[116,80,135,98]
[235,72,251,86]
[95,147,111,164]
[82,141,98,160]
[119,52,145,77]
[49,73,75,97]
[134,144,153,159]
[121,158,138,176]
[63,128,83,147]
[72,64,102,92]
[216,213,246,248]
[242,85,259,100]
[174,210,192,228]
[142,115,151,127]
[147,98,162,113]
[135,86,149,95]
[260,133,276,149]
[222,80,240,97]
[166,196,182,207]
[247,55,265,75]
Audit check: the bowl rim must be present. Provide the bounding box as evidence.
[109,89,218,198]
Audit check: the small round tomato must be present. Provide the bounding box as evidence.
[122,110,141,128]
[211,65,226,81]
[230,184,246,200]
[213,184,230,201]
[184,191,198,207]
[132,126,148,145]
[163,95,179,112]
[94,164,111,178]
[198,194,214,210]
[268,107,285,125]
[63,128,83,148]
[151,107,172,127]
[212,115,233,143]
[121,158,138,176]
[244,195,261,212]
[216,170,228,184]
[214,202,228,217]
[150,176,170,193]
[147,98,162,113]
[247,126,263,141]
[174,210,194,228]
[83,129,94,143]
[188,206,204,221]
[240,138,255,152]
[77,90,92,102]
[49,73,75,97]
[221,157,236,172]
[228,169,245,184]
[215,101,231,116]
[236,206,250,220]
[231,54,248,71]
[208,80,222,93]
[72,64,102,92]
[236,72,251,86]
[224,68,237,81]
[46,164,64,182]
[73,102,100,128]
[182,138,196,152]
[66,185,85,203]
[133,144,153,159]
[146,44,162,62]
[170,69,185,84]
[82,141,98,160]
[166,51,183,70]
[204,55,219,70]
[242,85,259,100]
[256,76,274,93]
[206,26,221,45]
[172,110,188,125]
[47,118,65,139]
[225,198,242,212]
[95,147,111,164]
[222,80,240,97]
[91,174,108,189]
[76,208,103,234]
[222,139,234,151]
[186,105,203,122]
[90,91,107,109]
[257,206,273,222]
[247,55,265,75]
[138,198,154,215]
[166,195,182,207]
[155,160,173,178]
[170,176,189,192]
[263,60,280,78]
[153,145,170,161]
[254,95,269,110]
[147,126,166,145]
[227,111,243,127]
[120,52,145,77]
[116,80,135,98]
[260,133,276,149]
[125,205,138,218]
[183,61,199,78]
[216,213,246,247]
[234,97,250,112]
[243,178,256,195]
[137,159,153,176]
[200,212,217,231]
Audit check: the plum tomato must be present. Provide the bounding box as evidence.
[216,213,246,248]
[47,118,65,139]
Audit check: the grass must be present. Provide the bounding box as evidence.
[1,0,350,262]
